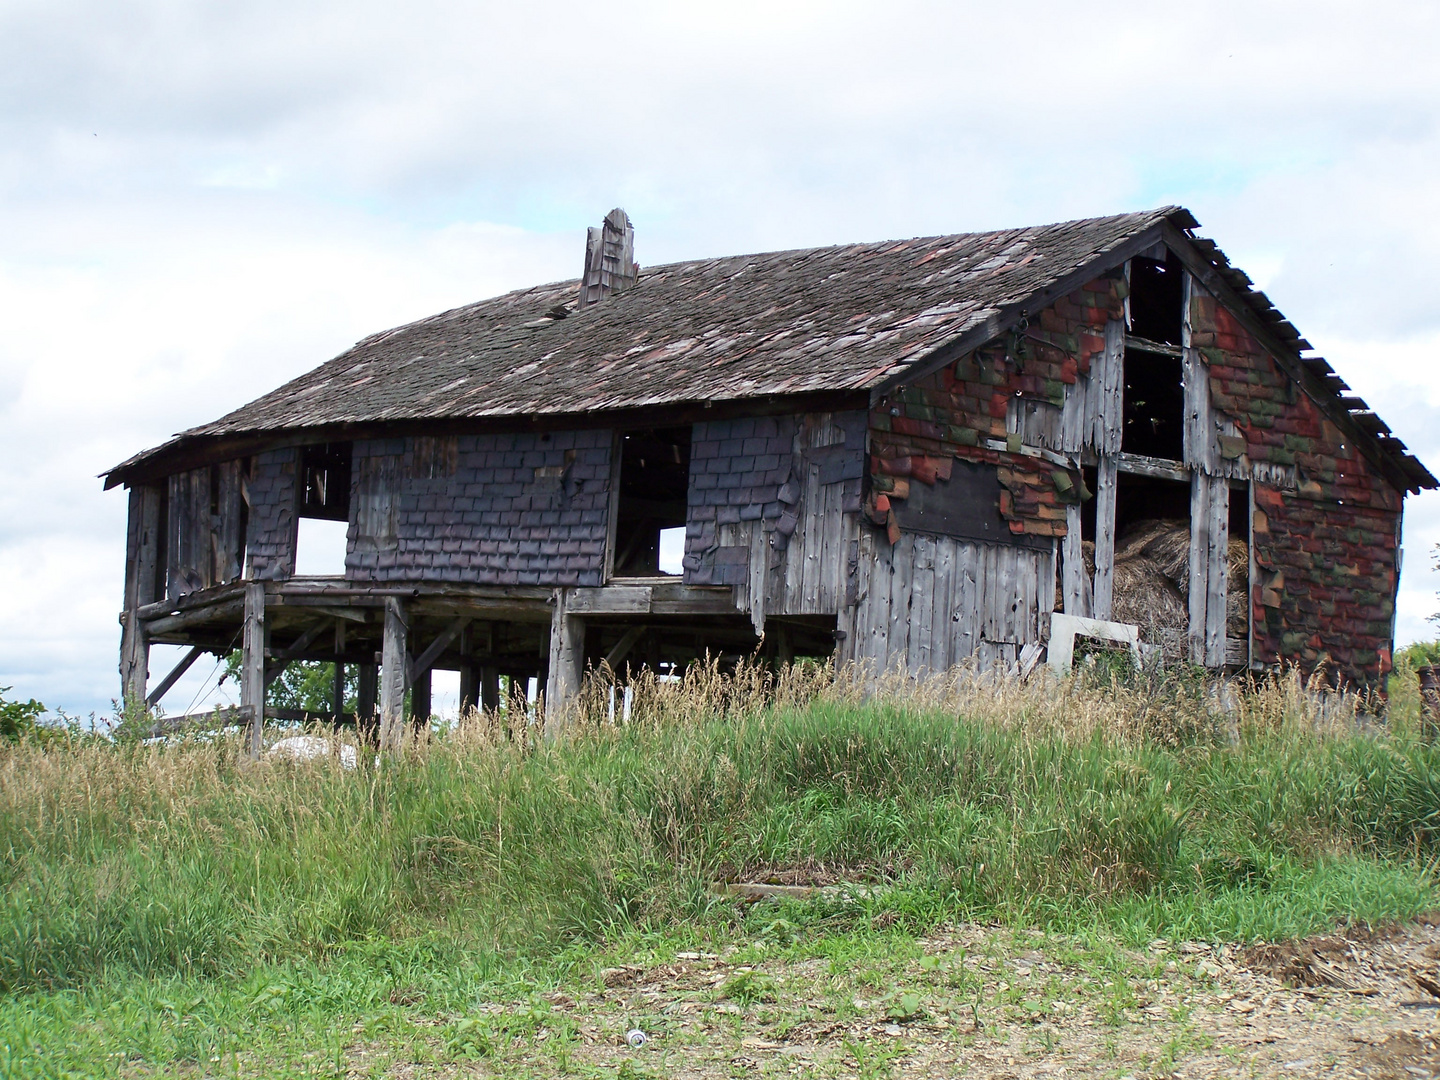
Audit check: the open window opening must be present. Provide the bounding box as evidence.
[296,442,352,576]
[1128,250,1184,346]
[1122,250,1187,462]
[1109,473,1192,651]
[611,427,691,578]
[1122,349,1185,460]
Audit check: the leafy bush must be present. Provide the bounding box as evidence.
[1398,640,1440,668]
[0,686,45,744]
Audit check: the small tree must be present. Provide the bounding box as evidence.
[221,654,357,714]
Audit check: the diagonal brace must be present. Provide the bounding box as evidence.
[146,645,204,707]
[408,617,471,683]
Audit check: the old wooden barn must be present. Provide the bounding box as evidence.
[105,207,1436,745]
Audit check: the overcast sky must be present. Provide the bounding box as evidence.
[3,0,1439,717]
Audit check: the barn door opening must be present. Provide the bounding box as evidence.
[296,442,352,576]
[610,427,691,578]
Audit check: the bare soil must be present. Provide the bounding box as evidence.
[365,916,1440,1079]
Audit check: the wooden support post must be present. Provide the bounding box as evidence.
[333,661,346,720]
[481,666,501,712]
[410,669,432,729]
[1204,478,1230,668]
[544,588,585,736]
[379,597,409,750]
[357,663,378,741]
[1090,317,1124,623]
[241,582,266,758]
[120,485,162,712]
[459,665,479,714]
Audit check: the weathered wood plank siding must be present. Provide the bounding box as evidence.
[845,530,1054,673]
[684,411,866,626]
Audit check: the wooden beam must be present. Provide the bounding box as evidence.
[241,582,266,758]
[145,599,244,637]
[568,586,652,615]
[145,646,204,707]
[408,617,470,682]
[1115,452,1190,483]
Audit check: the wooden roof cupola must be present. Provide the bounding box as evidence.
[578,207,639,308]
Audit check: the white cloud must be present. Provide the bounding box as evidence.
[2,0,1438,713]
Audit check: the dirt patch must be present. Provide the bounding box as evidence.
[362,918,1440,1079]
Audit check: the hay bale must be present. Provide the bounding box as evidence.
[1067,519,1250,649]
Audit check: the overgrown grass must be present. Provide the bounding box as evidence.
[0,661,1437,1074]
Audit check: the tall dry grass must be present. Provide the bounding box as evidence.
[0,660,1435,993]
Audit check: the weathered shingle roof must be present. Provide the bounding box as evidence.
[106,206,1435,491]
[209,209,1182,428]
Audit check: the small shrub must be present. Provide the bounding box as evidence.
[0,687,45,744]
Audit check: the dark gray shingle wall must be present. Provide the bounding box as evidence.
[346,431,611,586]
[245,448,297,580]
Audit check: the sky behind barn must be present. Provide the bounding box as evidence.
[2,0,1439,717]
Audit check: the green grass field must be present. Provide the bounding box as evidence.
[0,661,1436,1077]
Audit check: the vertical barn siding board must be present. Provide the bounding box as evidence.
[217,460,245,583]
[908,535,936,674]
[189,469,212,590]
[887,535,913,668]
[1188,472,1210,663]
[747,523,768,637]
[1092,456,1118,619]
[1063,502,1091,617]
[957,540,980,660]
[931,540,955,672]
[823,479,846,611]
[852,530,874,665]
[166,472,185,599]
[862,533,891,670]
[1205,476,1230,666]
